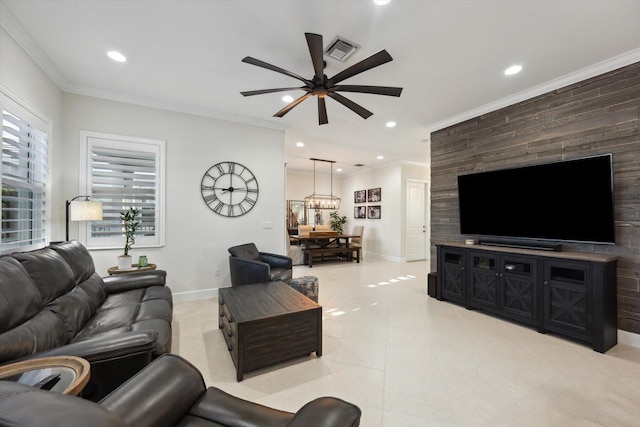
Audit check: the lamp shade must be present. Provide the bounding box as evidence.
[69,200,103,221]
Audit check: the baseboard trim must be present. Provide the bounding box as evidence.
[618,330,640,349]
[172,288,219,303]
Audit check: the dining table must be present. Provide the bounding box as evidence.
[290,234,360,267]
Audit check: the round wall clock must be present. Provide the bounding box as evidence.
[200,161,259,217]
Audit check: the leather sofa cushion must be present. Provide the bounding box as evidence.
[72,288,172,354]
[0,256,42,332]
[228,243,261,261]
[47,286,94,337]
[0,311,69,362]
[50,240,97,284]
[13,248,76,305]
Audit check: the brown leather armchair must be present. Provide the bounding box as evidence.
[228,243,293,286]
[0,354,361,427]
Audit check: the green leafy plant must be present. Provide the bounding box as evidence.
[329,211,347,234]
[120,207,140,256]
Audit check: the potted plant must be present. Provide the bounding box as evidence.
[117,207,140,270]
[329,210,347,234]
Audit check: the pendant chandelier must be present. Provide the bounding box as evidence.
[304,158,341,210]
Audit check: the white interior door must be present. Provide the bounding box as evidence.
[406,180,427,261]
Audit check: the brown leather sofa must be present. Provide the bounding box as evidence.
[0,353,362,427]
[0,240,172,400]
[228,242,293,286]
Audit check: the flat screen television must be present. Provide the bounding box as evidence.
[457,154,615,245]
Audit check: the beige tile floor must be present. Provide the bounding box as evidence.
[172,259,640,426]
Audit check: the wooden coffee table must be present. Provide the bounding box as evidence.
[0,356,90,395]
[219,281,322,381]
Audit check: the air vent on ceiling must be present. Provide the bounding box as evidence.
[325,36,360,62]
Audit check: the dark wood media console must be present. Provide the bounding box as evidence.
[436,242,618,353]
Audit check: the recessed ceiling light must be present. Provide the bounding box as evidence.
[282,95,294,103]
[107,50,127,62]
[504,65,522,75]
[336,168,343,172]
[296,142,304,147]
[377,155,384,160]
[373,0,391,5]
[386,121,397,128]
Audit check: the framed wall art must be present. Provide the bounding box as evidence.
[367,188,381,202]
[368,205,381,219]
[354,206,366,219]
[354,190,366,204]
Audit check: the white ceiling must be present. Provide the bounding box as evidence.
[2,0,639,175]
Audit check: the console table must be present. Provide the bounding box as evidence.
[436,242,618,353]
[218,281,322,381]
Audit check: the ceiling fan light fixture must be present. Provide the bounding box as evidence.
[282,95,294,103]
[240,33,402,125]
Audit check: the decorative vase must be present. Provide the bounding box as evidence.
[117,255,132,270]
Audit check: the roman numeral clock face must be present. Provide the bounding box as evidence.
[201,161,259,217]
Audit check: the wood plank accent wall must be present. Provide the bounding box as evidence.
[430,62,640,334]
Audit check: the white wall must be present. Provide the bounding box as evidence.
[340,162,429,261]
[62,94,286,300]
[0,27,64,239]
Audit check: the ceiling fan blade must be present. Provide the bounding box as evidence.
[274,93,313,118]
[242,56,312,85]
[241,87,309,97]
[327,50,393,86]
[326,92,373,120]
[331,85,403,97]
[318,96,328,125]
[305,33,325,83]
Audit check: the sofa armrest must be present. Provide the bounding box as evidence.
[100,354,206,427]
[229,256,270,286]
[102,270,167,293]
[23,330,157,363]
[260,252,293,269]
[287,397,362,427]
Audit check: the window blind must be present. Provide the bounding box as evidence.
[1,109,48,250]
[90,146,157,238]
[80,132,165,250]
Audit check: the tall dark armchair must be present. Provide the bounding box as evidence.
[228,243,293,286]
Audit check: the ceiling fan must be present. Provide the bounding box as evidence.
[240,33,403,125]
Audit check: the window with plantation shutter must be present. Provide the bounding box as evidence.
[79,132,165,249]
[1,94,49,252]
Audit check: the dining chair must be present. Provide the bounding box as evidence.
[286,229,304,265]
[351,225,364,259]
[298,225,313,236]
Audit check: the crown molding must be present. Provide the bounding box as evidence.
[0,2,70,91]
[428,48,640,134]
[66,83,289,131]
